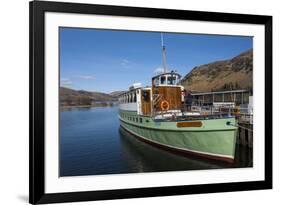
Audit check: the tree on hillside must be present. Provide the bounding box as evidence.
[78,96,92,105]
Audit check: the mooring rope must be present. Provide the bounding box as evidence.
[226,122,253,132]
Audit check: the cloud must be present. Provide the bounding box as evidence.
[121,59,130,66]
[121,58,135,68]
[154,67,165,74]
[60,78,73,87]
[78,75,95,80]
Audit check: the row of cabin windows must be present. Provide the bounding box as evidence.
[119,93,137,103]
[120,113,143,123]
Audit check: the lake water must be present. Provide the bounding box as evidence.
[60,106,253,177]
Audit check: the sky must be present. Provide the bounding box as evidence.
[60,27,253,93]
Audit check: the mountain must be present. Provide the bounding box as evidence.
[181,49,253,92]
[60,87,117,106]
[109,91,127,97]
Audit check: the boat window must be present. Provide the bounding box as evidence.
[134,93,136,102]
[140,118,143,123]
[142,90,150,101]
[175,76,180,84]
[168,75,176,85]
[160,76,166,85]
[154,78,159,86]
[136,118,138,123]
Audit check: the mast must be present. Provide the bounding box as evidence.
[161,33,167,73]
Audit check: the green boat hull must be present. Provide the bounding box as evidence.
[119,110,238,163]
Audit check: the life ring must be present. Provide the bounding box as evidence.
[160,100,170,111]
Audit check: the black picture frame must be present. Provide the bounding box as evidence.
[29,0,272,204]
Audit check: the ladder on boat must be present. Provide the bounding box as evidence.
[152,94,163,106]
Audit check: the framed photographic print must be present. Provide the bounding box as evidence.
[29,0,272,204]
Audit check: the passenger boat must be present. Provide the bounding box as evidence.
[118,34,237,163]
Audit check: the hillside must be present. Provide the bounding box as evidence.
[109,91,127,97]
[181,49,253,92]
[60,87,117,106]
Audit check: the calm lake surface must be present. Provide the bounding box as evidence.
[60,106,252,177]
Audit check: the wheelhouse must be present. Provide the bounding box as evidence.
[151,71,184,113]
[152,71,181,87]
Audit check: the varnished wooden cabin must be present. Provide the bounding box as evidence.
[152,72,183,113]
[119,71,184,116]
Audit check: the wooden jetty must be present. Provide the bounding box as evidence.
[237,114,253,148]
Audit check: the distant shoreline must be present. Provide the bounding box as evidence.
[60,104,117,109]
